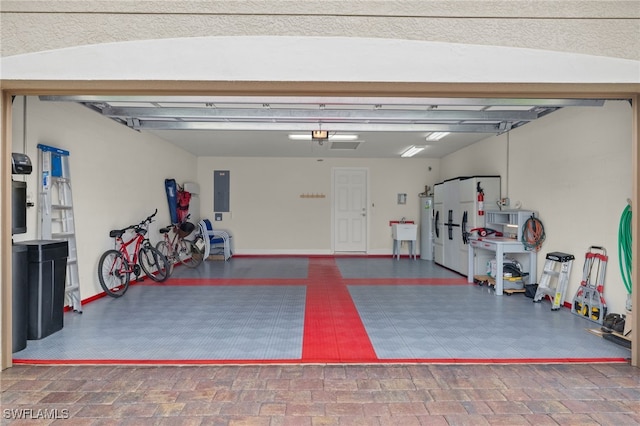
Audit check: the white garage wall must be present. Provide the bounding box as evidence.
[11,97,198,300]
[441,101,633,315]
[196,156,440,254]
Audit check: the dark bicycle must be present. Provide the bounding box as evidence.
[156,215,205,276]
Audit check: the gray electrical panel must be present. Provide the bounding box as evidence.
[214,170,230,212]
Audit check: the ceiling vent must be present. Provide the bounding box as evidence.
[330,141,361,150]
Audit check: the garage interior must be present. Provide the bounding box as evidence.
[6,93,635,365]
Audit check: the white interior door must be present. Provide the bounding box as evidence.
[333,168,367,252]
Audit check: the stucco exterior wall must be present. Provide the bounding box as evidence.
[2,1,639,60]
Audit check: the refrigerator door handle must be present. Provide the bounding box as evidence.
[446,209,459,240]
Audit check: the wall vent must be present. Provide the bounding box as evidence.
[330,141,360,150]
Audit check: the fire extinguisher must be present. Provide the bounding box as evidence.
[477,182,484,216]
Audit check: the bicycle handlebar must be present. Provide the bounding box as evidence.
[169,213,191,227]
[141,209,158,226]
[109,209,159,237]
[134,209,158,233]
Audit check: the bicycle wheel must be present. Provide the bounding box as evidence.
[192,236,206,265]
[98,249,131,297]
[177,238,204,268]
[193,234,206,257]
[155,241,175,276]
[138,245,170,282]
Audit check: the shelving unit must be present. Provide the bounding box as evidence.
[485,209,536,240]
[468,209,538,296]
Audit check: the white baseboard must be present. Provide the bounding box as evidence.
[234,248,419,256]
[235,249,333,256]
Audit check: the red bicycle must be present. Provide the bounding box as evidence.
[98,209,170,297]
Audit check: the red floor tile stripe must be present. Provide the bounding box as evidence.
[13,356,628,365]
[302,258,378,362]
[139,278,306,286]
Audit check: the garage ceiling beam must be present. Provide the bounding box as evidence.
[103,106,540,122]
[127,120,508,133]
[39,95,606,108]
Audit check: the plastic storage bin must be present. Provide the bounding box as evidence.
[12,244,28,352]
[16,240,69,340]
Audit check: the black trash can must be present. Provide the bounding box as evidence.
[12,243,29,352]
[16,240,69,340]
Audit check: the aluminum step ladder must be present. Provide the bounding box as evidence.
[571,246,608,324]
[37,144,82,313]
[533,252,574,310]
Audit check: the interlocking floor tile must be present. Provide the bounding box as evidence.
[14,285,305,360]
[349,285,631,360]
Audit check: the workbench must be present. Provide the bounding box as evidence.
[467,236,537,296]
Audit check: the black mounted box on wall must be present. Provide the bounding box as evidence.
[12,180,27,235]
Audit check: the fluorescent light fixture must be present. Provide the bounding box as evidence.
[426,131,450,141]
[288,134,311,140]
[288,133,359,141]
[328,134,358,141]
[401,145,426,158]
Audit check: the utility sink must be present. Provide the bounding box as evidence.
[392,223,417,240]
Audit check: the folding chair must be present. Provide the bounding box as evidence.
[198,219,233,261]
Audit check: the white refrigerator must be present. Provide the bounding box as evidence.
[420,196,434,260]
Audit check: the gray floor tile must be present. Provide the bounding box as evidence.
[14,285,306,360]
[336,258,461,279]
[172,257,309,279]
[349,285,630,360]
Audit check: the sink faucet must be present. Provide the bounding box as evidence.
[400,217,406,223]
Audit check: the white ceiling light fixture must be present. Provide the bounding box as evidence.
[288,133,359,141]
[288,133,312,140]
[328,134,358,141]
[426,131,450,141]
[401,145,426,158]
